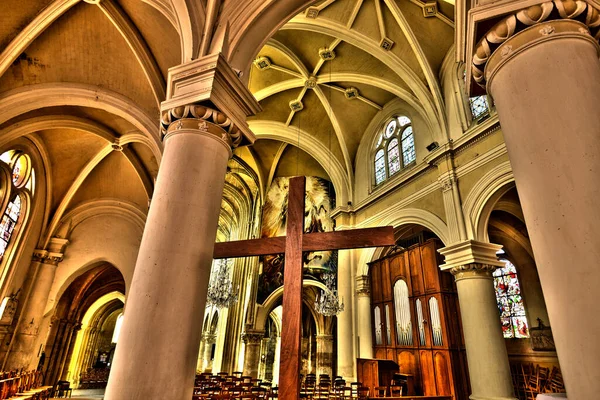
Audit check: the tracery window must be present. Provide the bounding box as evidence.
[493,259,530,338]
[373,116,416,185]
[0,151,34,267]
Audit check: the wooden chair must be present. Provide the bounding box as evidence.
[356,387,369,400]
[389,385,402,397]
[373,386,387,397]
[350,382,361,398]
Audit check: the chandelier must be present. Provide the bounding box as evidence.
[206,259,239,309]
[315,273,344,316]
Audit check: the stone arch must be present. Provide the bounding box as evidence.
[356,208,450,276]
[462,160,515,241]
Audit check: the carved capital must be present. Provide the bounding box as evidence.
[439,240,504,273]
[438,172,457,193]
[241,330,265,344]
[34,238,69,265]
[160,104,244,150]
[472,1,600,91]
[203,333,217,344]
[355,275,371,297]
[161,53,260,146]
[449,263,497,281]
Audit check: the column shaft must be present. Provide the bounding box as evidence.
[242,331,264,378]
[336,249,354,380]
[355,276,373,359]
[105,125,231,399]
[316,334,333,379]
[488,21,600,398]
[453,266,515,400]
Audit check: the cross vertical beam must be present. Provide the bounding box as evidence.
[279,176,305,400]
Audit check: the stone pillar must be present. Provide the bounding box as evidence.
[202,333,217,373]
[355,275,373,359]
[242,330,264,378]
[439,241,515,400]
[336,249,354,380]
[6,238,69,370]
[316,334,333,379]
[272,336,281,384]
[471,10,600,397]
[104,54,259,400]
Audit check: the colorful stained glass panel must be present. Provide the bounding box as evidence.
[375,150,386,185]
[388,139,400,176]
[385,120,396,138]
[494,259,529,338]
[401,127,416,165]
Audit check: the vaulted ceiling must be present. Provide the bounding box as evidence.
[0,0,456,242]
[242,0,455,204]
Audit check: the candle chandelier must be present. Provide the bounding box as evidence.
[206,259,238,309]
[315,273,344,316]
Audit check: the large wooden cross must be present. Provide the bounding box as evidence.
[214,176,394,400]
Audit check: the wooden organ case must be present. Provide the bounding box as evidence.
[368,239,469,399]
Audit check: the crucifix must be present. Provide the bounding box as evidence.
[214,176,395,400]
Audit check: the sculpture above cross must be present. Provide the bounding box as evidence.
[214,176,395,399]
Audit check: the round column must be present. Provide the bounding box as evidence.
[202,333,217,373]
[242,330,264,378]
[104,111,234,400]
[355,275,373,359]
[316,334,334,379]
[6,239,68,370]
[479,17,600,398]
[452,265,515,400]
[336,249,354,380]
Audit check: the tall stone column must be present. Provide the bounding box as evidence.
[439,241,515,400]
[316,334,333,379]
[202,333,217,373]
[470,7,600,397]
[5,238,68,370]
[242,330,264,378]
[336,249,354,380]
[105,54,260,400]
[355,275,373,359]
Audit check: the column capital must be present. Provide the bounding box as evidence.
[241,330,264,344]
[355,275,370,297]
[316,334,334,341]
[160,53,261,146]
[33,237,69,265]
[203,333,217,344]
[466,0,600,94]
[438,240,503,274]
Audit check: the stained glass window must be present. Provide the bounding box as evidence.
[0,151,34,265]
[387,139,400,176]
[373,116,416,185]
[469,95,489,120]
[374,149,386,185]
[494,259,529,338]
[401,127,416,166]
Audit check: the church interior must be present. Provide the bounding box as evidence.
[0,0,598,399]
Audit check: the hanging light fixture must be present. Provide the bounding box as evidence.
[206,259,239,309]
[315,273,344,316]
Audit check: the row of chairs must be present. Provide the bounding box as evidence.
[193,372,276,399]
[510,363,565,400]
[300,375,403,399]
[0,369,52,400]
[78,368,110,389]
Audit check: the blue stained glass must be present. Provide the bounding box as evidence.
[401,127,416,165]
[374,149,386,185]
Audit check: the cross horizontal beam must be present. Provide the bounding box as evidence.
[213,226,395,259]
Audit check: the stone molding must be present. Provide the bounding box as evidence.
[160,105,242,150]
[33,237,69,266]
[203,333,217,344]
[449,263,497,281]
[161,53,260,147]
[438,240,504,273]
[472,0,600,90]
[241,330,265,344]
[355,275,371,297]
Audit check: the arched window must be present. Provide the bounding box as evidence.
[0,151,34,277]
[373,116,416,185]
[493,259,530,338]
